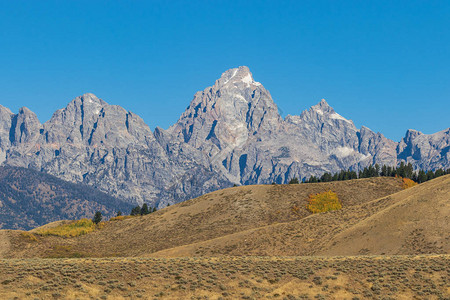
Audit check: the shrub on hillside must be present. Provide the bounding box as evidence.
[36,219,99,237]
[306,190,342,213]
[401,177,418,189]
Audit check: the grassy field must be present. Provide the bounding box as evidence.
[1,255,448,299]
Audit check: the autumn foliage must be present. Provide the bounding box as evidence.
[36,219,104,237]
[307,190,342,213]
[401,177,418,189]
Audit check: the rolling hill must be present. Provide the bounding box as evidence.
[0,176,405,258]
[0,175,448,259]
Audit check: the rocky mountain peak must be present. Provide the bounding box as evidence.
[216,66,262,88]
[403,129,423,142]
[10,107,41,145]
[168,66,281,151]
[43,93,153,147]
[71,93,107,115]
[286,99,353,128]
[309,98,336,116]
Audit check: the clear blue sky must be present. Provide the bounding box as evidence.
[0,0,449,141]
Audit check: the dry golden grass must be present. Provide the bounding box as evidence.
[109,215,135,222]
[19,231,38,242]
[151,174,450,258]
[0,255,448,299]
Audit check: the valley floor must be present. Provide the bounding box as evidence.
[1,255,449,300]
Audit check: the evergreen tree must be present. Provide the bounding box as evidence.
[417,170,427,183]
[435,168,445,178]
[289,178,299,184]
[405,163,414,178]
[130,206,141,216]
[116,211,122,217]
[141,203,150,215]
[381,165,388,177]
[321,173,332,182]
[375,164,380,176]
[93,211,102,224]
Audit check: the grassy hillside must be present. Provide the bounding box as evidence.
[0,166,134,230]
[0,176,404,258]
[152,174,449,257]
[318,173,450,255]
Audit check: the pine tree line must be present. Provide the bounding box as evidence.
[301,162,450,184]
[129,203,157,216]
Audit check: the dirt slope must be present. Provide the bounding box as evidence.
[151,175,450,257]
[318,174,450,255]
[0,177,403,258]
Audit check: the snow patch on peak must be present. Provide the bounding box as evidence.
[315,108,324,116]
[238,72,261,87]
[221,67,261,87]
[233,94,246,102]
[334,147,372,161]
[335,147,355,158]
[330,112,351,123]
[242,73,253,84]
[224,69,239,84]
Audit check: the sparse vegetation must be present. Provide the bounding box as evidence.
[0,175,448,300]
[0,256,448,299]
[306,190,342,213]
[19,231,38,242]
[109,215,134,222]
[35,219,99,237]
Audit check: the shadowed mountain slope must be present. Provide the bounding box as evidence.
[0,166,134,230]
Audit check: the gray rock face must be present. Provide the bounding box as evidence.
[165,68,398,184]
[0,67,449,207]
[397,128,450,171]
[3,94,233,207]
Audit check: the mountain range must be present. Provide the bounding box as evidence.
[0,66,449,207]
